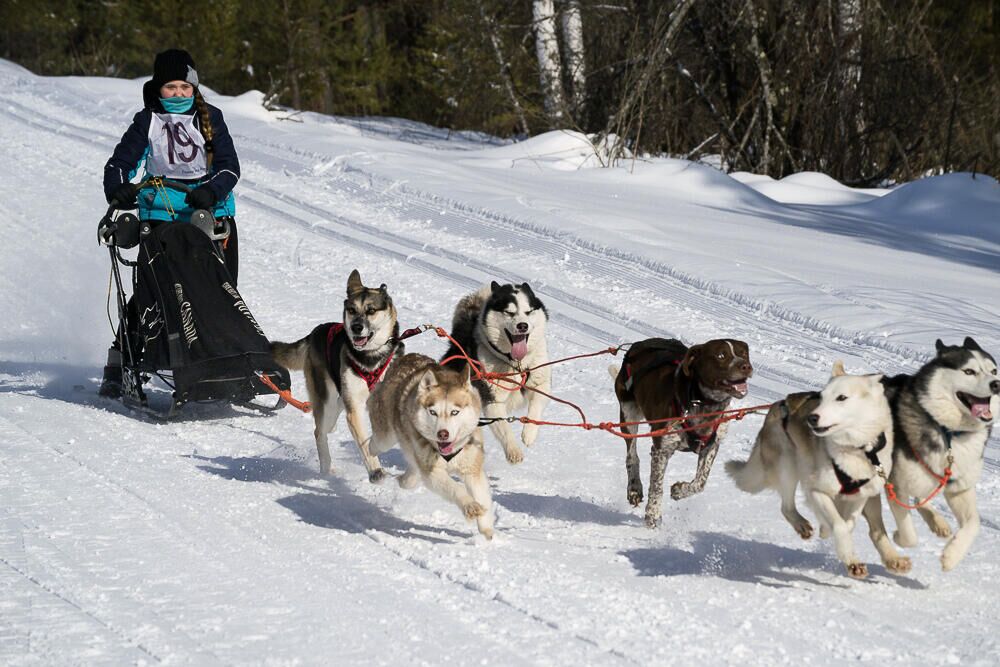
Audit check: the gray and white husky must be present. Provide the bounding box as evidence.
[866,337,998,571]
[442,281,550,464]
[271,270,401,479]
[726,362,909,578]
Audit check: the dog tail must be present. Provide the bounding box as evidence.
[724,440,771,494]
[270,337,309,371]
[607,364,620,380]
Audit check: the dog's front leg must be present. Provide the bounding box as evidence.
[940,487,979,571]
[463,468,495,540]
[484,401,523,464]
[889,496,919,548]
[620,402,643,506]
[423,463,484,521]
[644,432,682,528]
[810,491,866,578]
[671,443,720,500]
[861,495,911,574]
[521,371,551,448]
[344,398,385,483]
[916,504,953,538]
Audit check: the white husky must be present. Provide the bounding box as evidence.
[726,362,910,578]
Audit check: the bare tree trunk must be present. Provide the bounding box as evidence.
[477,1,530,136]
[560,0,586,117]
[744,0,777,173]
[532,0,566,127]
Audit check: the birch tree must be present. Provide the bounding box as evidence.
[560,0,586,117]
[532,0,565,126]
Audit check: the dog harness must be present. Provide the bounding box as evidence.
[830,433,887,496]
[326,323,395,391]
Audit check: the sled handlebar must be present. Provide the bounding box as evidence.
[100,178,228,247]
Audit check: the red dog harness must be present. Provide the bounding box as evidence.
[325,323,425,391]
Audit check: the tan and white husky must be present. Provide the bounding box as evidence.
[368,353,494,539]
[726,362,910,578]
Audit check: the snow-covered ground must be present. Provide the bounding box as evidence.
[1,59,999,665]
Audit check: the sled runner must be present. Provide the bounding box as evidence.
[99,179,290,418]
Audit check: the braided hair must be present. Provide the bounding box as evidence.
[194,89,215,169]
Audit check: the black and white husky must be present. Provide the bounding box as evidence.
[442,281,550,464]
[866,337,998,571]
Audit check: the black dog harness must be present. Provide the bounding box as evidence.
[831,433,887,495]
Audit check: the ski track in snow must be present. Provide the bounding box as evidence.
[1,73,999,665]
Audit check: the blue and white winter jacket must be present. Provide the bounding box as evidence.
[103,84,240,222]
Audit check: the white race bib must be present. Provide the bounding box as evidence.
[146,112,207,179]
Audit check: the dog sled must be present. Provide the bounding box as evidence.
[99,178,290,418]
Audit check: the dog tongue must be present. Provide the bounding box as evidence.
[439,442,454,455]
[510,338,528,361]
[971,399,993,420]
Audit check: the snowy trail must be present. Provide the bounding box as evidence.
[2,66,999,665]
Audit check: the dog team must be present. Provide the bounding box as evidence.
[270,269,998,578]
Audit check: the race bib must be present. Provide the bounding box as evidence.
[146,112,208,179]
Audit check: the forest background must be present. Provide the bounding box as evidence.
[2,0,996,184]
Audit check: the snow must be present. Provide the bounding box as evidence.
[1,60,999,665]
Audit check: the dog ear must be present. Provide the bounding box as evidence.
[680,345,701,376]
[460,363,473,386]
[419,368,438,391]
[935,339,947,355]
[519,282,532,294]
[379,283,387,293]
[347,269,363,295]
[490,280,502,294]
[869,374,885,392]
[831,360,846,377]
[964,337,982,352]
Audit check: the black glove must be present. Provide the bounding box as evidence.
[110,183,137,209]
[185,185,216,210]
[97,217,117,245]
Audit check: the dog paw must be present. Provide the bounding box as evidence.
[504,446,524,464]
[794,520,814,540]
[846,562,868,579]
[893,530,918,548]
[627,486,644,507]
[521,424,538,447]
[929,517,953,538]
[885,556,912,574]
[670,481,693,501]
[479,526,494,541]
[819,524,830,539]
[398,470,420,490]
[463,502,486,519]
[940,546,964,572]
[368,468,386,484]
[644,512,661,529]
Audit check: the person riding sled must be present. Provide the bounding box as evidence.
[99,48,242,398]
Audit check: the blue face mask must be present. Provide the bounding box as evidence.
[160,96,194,113]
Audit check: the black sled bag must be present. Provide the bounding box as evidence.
[133,223,289,402]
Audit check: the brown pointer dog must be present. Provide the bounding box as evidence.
[609,338,753,527]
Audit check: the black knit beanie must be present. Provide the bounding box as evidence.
[151,49,199,89]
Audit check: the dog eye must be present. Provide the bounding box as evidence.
[717,352,725,360]
[836,395,848,402]
[428,408,437,416]
[450,409,460,416]
[963,369,976,376]
[365,307,376,315]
